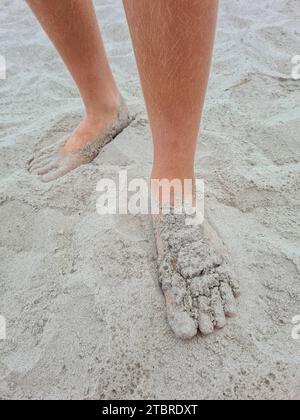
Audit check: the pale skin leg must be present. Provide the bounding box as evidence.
[26,0,239,338]
[123,0,218,184]
[27,0,130,182]
[123,0,239,339]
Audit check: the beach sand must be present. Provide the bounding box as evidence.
[0,0,300,400]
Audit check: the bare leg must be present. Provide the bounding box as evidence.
[123,0,217,183]
[27,0,131,182]
[123,0,239,339]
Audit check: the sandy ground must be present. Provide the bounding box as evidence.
[0,0,300,400]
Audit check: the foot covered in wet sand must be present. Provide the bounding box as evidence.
[153,210,240,339]
[28,98,131,182]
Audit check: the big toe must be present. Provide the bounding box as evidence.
[167,310,198,340]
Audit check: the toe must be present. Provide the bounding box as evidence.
[211,288,227,329]
[229,278,241,298]
[34,143,59,160]
[31,150,52,163]
[198,313,214,336]
[220,283,237,317]
[198,296,214,335]
[216,266,240,298]
[164,287,198,340]
[29,154,55,172]
[30,159,53,174]
[40,157,81,182]
[29,158,43,172]
[167,309,198,340]
[35,161,58,176]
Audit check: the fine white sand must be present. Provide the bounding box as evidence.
[0,0,300,400]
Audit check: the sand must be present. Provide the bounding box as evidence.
[0,0,300,400]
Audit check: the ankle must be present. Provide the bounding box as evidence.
[151,168,195,183]
[85,90,121,122]
[151,170,196,208]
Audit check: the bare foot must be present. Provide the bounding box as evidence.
[28,97,131,182]
[153,210,240,339]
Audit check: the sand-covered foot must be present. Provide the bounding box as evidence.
[153,210,240,339]
[28,98,131,182]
